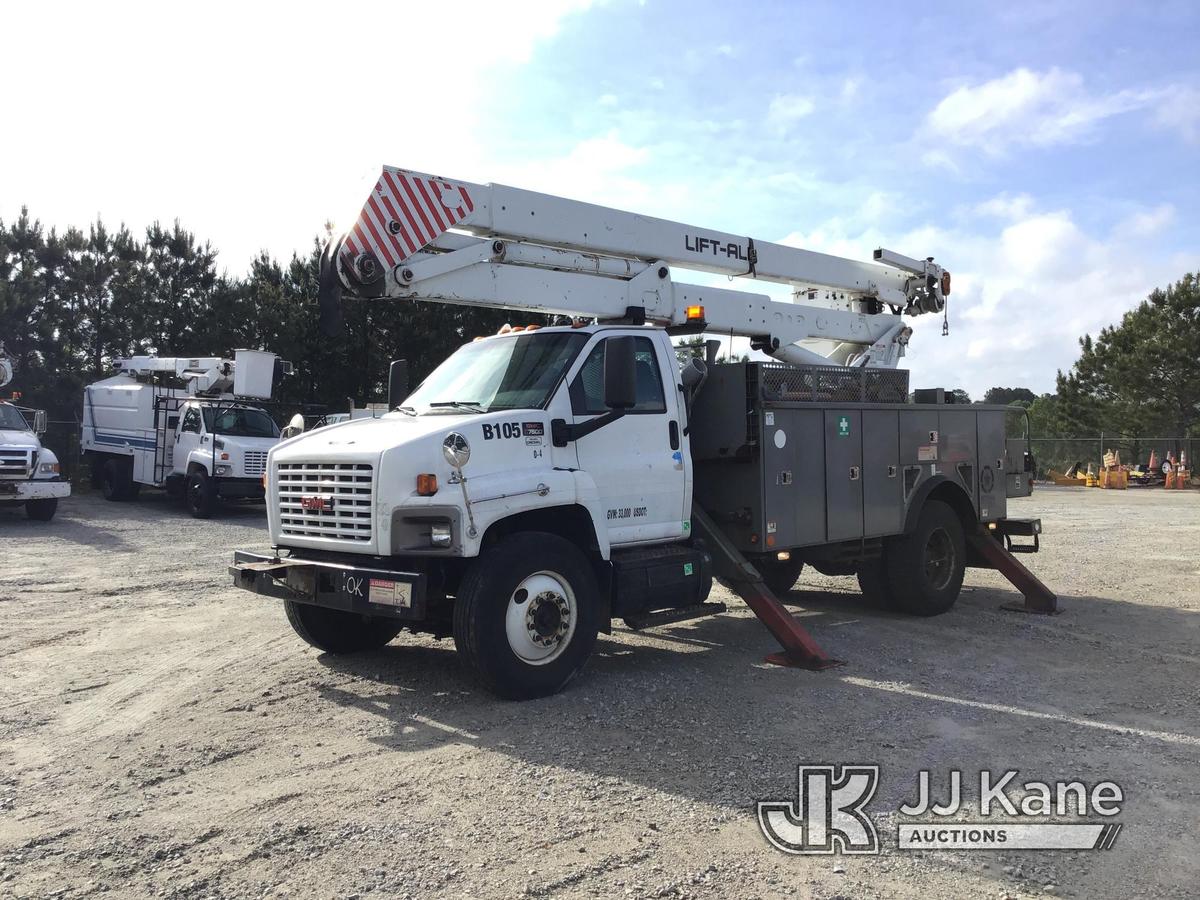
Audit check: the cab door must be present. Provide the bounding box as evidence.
[174,405,203,474]
[567,333,688,546]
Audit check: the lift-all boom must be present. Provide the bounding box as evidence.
[318,167,950,367]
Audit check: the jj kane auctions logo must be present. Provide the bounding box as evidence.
[758,766,1124,855]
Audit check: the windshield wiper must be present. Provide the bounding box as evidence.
[428,401,486,412]
[394,405,417,416]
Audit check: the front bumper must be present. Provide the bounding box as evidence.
[215,477,265,500]
[229,550,427,620]
[0,479,71,501]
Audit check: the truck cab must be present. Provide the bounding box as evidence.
[170,401,280,517]
[0,400,71,521]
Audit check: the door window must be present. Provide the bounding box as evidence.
[570,336,666,415]
[181,407,201,434]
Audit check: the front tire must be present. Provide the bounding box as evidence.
[284,600,403,653]
[186,468,217,518]
[453,532,599,700]
[884,500,966,616]
[25,498,58,521]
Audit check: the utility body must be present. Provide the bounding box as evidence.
[0,344,70,521]
[230,167,1047,698]
[82,350,292,518]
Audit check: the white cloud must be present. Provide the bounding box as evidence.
[775,200,1180,396]
[598,93,619,107]
[925,68,1155,154]
[1152,85,1200,142]
[767,94,816,131]
[0,0,595,271]
[493,132,660,212]
[974,193,1035,220]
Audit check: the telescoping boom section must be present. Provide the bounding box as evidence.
[319,167,951,368]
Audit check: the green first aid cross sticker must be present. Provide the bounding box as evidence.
[837,415,851,437]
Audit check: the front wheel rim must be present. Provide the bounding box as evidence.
[504,571,577,666]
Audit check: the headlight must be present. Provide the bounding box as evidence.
[430,523,453,547]
[39,462,60,474]
[215,465,230,476]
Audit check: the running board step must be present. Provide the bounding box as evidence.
[624,602,727,631]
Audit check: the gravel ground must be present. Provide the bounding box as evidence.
[1,486,1198,899]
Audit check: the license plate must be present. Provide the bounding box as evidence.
[368,578,412,608]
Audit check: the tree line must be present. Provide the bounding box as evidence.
[0,209,515,423]
[3,207,1195,466]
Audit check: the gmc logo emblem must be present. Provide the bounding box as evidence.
[301,495,332,512]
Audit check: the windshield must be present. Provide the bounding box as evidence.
[404,332,588,414]
[0,404,30,431]
[201,406,280,438]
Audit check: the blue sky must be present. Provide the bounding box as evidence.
[3,0,1197,395]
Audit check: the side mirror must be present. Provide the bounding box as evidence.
[281,413,306,440]
[33,410,47,434]
[389,359,410,410]
[603,337,637,410]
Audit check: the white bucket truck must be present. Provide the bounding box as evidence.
[0,344,70,521]
[230,167,1050,699]
[82,350,292,518]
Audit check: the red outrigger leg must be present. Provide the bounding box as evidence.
[966,526,1058,614]
[691,506,842,670]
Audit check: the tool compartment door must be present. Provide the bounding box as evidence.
[976,410,1007,521]
[762,408,825,547]
[824,410,863,542]
[862,410,901,537]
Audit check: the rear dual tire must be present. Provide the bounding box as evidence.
[99,457,137,502]
[754,556,806,597]
[859,500,966,616]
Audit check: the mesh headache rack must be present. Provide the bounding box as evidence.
[751,363,909,404]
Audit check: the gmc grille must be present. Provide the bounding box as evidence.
[243,450,269,477]
[277,462,374,542]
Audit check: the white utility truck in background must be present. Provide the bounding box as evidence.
[0,343,71,521]
[82,350,293,518]
[231,167,1050,699]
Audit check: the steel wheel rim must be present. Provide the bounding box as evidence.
[924,527,954,591]
[505,570,577,666]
